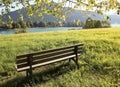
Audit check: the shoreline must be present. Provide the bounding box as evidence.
[0,27,83,35]
[0,26,83,30]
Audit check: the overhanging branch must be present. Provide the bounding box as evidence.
[66,0,88,6]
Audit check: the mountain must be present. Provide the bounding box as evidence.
[2,4,120,24]
[108,14,120,24]
[2,8,104,23]
[66,10,103,22]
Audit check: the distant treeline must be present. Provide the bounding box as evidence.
[84,18,111,29]
[0,18,110,29]
[0,20,84,29]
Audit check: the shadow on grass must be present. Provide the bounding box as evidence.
[0,62,77,87]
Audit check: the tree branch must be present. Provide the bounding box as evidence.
[66,0,88,6]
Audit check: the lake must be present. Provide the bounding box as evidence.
[0,27,82,35]
[111,23,120,27]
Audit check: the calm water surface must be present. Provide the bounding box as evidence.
[0,27,82,35]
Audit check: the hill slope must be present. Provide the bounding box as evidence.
[2,8,103,23]
[108,14,120,24]
[2,6,120,25]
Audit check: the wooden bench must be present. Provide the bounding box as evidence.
[15,44,84,78]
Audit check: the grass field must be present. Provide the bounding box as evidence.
[0,28,120,87]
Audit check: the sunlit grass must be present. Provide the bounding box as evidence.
[0,28,120,87]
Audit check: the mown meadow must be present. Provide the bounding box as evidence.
[0,28,120,87]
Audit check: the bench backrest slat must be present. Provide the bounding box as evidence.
[16,44,83,59]
[32,52,76,65]
[16,47,74,64]
[17,52,75,68]
[17,50,74,68]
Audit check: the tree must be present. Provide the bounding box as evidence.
[19,21,27,29]
[38,21,46,27]
[94,20,102,28]
[16,23,21,29]
[0,0,120,24]
[84,18,111,28]
[28,21,34,28]
[74,20,81,27]
[101,20,111,28]
[33,22,39,27]
[84,18,94,28]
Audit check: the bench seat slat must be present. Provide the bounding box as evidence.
[17,54,80,72]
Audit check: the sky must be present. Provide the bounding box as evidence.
[0,0,120,15]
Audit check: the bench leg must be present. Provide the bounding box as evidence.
[69,58,71,63]
[71,58,79,69]
[26,69,33,80]
[76,59,79,69]
[26,70,33,87]
[26,70,29,78]
[76,56,79,69]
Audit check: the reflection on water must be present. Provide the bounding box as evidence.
[0,27,82,35]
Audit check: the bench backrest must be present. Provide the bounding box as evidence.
[16,44,84,72]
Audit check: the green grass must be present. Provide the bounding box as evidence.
[0,28,120,87]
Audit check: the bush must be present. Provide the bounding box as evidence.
[15,29,27,34]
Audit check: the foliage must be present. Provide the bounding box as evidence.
[0,0,120,24]
[84,18,95,28]
[0,21,83,29]
[94,20,102,28]
[15,29,27,34]
[0,28,120,87]
[84,18,110,29]
[101,20,111,28]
